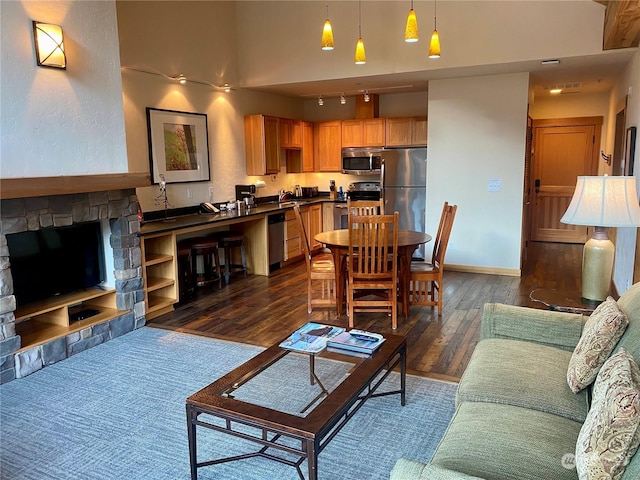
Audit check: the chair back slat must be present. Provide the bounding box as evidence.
[347,198,385,216]
[293,205,311,268]
[349,212,398,279]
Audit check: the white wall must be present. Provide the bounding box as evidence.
[428,73,530,274]
[0,0,128,178]
[235,1,605,91]
[611,49,640,293]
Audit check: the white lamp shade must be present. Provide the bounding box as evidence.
[561,176,640,227]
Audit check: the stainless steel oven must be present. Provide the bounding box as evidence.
[333,182,382,229]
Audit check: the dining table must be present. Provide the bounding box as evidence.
[314,229,432,319]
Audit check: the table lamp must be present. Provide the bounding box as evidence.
[560,176,640,303]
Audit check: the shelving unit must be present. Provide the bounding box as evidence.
[14,287,124,350]
[141,231,178,319]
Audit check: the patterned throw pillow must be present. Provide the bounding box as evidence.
[576,349,640,479]
[567,296,628,393]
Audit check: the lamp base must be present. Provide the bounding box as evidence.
[581,227,614,303]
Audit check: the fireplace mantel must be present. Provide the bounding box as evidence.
[0,173,150,200]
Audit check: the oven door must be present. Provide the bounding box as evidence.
[333,204,349,229]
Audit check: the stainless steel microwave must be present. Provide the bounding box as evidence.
[341,147,383,175]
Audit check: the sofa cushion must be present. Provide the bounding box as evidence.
[457,338,589,422]
[576,349,640,480]
[390,459,484,480]
[615,282,640,365]
[430,402,582,480]
[567,296,628,393]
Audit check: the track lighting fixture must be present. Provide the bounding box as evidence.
[340,93,346,105]
[318,95,324,106]
[364,91,370,102]
[223,83,231,92]
[177,74,187,84]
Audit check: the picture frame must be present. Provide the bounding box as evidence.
[146,107,211,184]
[624,126,636,176]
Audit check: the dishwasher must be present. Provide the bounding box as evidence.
[267,212,285,272]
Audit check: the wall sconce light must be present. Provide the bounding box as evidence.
[318,95,324,106]
[364,91,370,102]
[340,93,347,105]
[32,21,66,69]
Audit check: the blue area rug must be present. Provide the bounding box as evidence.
[0,327,456,480]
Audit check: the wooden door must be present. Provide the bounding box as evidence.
[385,117,412,147]
[341,120,363,147]
[521,115,533,268]
[531,117,601,243]
[363,118,385,146]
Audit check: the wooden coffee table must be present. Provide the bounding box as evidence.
[186,332,407,480]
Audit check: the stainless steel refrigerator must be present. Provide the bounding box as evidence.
[381,147,427,260]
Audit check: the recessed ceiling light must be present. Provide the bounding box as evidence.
[541,59,560,65]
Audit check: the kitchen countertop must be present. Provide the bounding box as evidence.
[139,197,342,236]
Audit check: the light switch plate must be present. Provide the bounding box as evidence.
[488,178,502,192]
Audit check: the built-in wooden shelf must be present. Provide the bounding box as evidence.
[14,287,128,351]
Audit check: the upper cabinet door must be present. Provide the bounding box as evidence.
[316,121,342,172]
[341,120,363,147]
[385,117,427,147]
[302,121,314,172]
[280,118,302,149]
[363,118,385,146]
[245,114,280,175]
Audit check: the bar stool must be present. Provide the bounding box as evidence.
[190,237,223,289]
[176,239,197,302]
[215,231,248,285]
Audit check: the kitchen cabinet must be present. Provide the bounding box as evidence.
[284,204,323,262]
[279,118,302,149]
[385,116,428,147]
[284,121,314,173]
[302,121,314,171]
[341,118,385,147]
[285,209,301,261]
[244,114,280,175]
[315,121,342,172]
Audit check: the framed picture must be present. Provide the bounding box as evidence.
[146,107,211,184]
[624,126,636,176]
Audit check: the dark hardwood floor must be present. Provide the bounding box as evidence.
[147,241,584,383]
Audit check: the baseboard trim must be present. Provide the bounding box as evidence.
[445,264,521,277]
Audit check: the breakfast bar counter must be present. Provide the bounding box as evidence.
[139,198,334,319]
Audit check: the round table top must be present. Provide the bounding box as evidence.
[315,229,432,247]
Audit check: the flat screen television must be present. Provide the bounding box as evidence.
[6,222,106,307]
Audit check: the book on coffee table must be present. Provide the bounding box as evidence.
[326,330,386,355]
[279,322,345,354]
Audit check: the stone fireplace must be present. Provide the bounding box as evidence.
[0,189,146,383]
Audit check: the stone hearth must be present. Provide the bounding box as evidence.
[0,189,146,383]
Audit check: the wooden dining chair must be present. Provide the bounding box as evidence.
[348,212,399,329]
[409,202,457,315]
[347,198,385,216]
[293,205,336,313]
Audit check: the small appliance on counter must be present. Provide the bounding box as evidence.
[301,186,319,198]
[235,184,256,207]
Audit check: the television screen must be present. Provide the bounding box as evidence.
[6,222,106,307]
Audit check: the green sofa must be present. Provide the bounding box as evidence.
[391,282,640,480]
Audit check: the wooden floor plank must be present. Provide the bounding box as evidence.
[148,241,583,381]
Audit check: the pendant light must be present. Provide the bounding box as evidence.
[321,4,334,50]
[355,0,366,64]
[405,0,419,43]
[428,0,441,58]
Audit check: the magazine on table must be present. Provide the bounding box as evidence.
[326,329,386,355]
[279,322,345,354]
